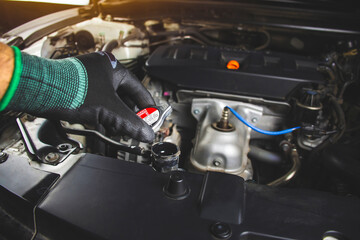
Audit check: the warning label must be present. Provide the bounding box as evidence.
[137,107,160,126]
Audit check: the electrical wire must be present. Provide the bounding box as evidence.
[226,106,300,136]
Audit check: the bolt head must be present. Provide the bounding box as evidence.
[213,157,223,167]
[57,143,72,152]
[193,109,200,115]
[213,161,221,166]
[0,152,8,163]
[251,117,258,123]
[282,143,290,152]
[45,152,60,163]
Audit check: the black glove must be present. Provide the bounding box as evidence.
[66,52,156,142]
[5,50,155,142]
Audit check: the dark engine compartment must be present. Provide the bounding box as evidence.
[1,153,360,240]
[1,1,360,239]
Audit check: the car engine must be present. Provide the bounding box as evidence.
[8,17,356,190]
[1,5,360,239]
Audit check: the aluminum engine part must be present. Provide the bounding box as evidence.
[190,98,263,180]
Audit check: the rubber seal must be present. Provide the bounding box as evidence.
[0,46,22,111]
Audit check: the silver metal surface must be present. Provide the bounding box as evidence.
[63,127,149,156]
[176,89,291,111]
[296,100,323,111]
[152,105,172,132]
[3,137,85,178]
[163,124,181,147]
[176,89,287,139]
[190,98,263,179]
[297,134,328,150]
[16,118,82,164]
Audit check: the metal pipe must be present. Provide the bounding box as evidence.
[148,35,206,47]
[267,148,300,187]
[63,127,150,156]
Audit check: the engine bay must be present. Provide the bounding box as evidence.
[1,10,360,239]
[11,16,358,193]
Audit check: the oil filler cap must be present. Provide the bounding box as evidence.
[226,60,240,70]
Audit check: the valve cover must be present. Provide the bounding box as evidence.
[146,44,325,100]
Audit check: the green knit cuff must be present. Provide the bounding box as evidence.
[6,53,88,113]
[0,46,22,111]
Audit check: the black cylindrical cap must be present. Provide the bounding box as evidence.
[163,172,190,200]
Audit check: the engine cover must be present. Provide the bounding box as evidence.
[146,44,325,100]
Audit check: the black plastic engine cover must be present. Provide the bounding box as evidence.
[146,45,325,100]
[35,154,360,240]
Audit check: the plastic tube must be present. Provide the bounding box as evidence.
[226,106,300,136]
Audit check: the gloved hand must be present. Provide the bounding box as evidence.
[2,47,155,142]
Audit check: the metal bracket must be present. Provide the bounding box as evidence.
[62,127,150,157]
[16,117,83,165]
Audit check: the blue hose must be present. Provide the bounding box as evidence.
[226,106,300,136]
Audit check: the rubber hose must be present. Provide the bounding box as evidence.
[102,39,119,52]
[248,145,282,165]
[309,95,346,158]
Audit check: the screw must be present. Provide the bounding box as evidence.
[45,152,60,163]
[280,140,292,153]
[213,158,222,167]
[251,117,258,123]
[57,143,72,152]
[213,161,221,166]
[222,108,229,119]
[281,143,290,152]
[193,109,200,115]
[0,152,8,163]
[218,108,230,129]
